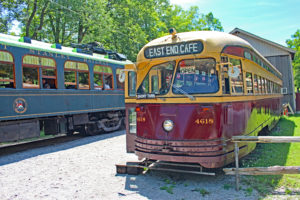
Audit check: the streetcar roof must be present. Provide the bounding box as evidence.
[0,33,132,65]
[137,31,281,77]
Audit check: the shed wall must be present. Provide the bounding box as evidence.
[266,55,296,110]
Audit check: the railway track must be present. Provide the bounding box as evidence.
[0,134,84,156]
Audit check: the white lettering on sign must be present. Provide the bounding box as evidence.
[144,41,203,59]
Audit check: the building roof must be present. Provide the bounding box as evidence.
[230,28,296,59]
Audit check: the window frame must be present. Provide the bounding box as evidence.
[245,72,253,95]
[116,68,125,90]
[93,65,114,90]
[64,60,90,90]
[22,54,57,89]
[229,57,244,95]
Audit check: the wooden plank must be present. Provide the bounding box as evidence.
[224,166,300,175]
[232,136,300,143]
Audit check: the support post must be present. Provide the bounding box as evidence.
[235,142,240,191]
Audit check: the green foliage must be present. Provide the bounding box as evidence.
[286,30,300,91]
[160,185,175,194]
[1,0,224,61]
[244,187,253,196]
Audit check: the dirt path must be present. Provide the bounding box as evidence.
[0,130,292,200]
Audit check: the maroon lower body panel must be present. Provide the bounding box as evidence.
[127,97,281,168]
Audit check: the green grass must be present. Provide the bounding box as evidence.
[241,115,300,195]
[191,188,210,197]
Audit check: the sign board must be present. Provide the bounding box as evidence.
[144,41,203,59]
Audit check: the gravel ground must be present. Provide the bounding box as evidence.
[0,130,297,200]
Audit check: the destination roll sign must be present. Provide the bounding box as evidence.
[144,41,203,59]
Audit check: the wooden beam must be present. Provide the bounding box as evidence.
[224,166,300,175]
[232,136,300,143]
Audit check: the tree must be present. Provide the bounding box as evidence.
[286,30,300,91]
[1,0,224,61]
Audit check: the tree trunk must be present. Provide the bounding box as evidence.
[26,0,38,37]
[54,9,61,43]
[32,1,49,39]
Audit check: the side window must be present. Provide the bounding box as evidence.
[229,58,243,94]
[116,68,124,90]
[221,56,230,94]
[246,72,253,94]
[0,51,14,88]
[94,65,103,90]
[128,71,136,97]
[94,65,113,90]
[261,78,266,94]
[270,81,273,94]
[78,63,89,90]
[258,76,262,94]
[267,79,271,94]
[254,74,258,94]
[23,55,56,89]
[64,61,89,89]
[64,61,77,89]
[41,57,56,89]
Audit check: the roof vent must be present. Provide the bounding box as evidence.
[19,36,31,44]
[51,43,62,49]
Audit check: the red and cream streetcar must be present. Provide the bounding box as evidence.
[124,29,282,168]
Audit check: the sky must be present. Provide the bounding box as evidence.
[170,0,300,46]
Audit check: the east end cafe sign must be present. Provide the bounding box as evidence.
[144,41,203,59]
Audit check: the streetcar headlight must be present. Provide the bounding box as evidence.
[163,120,174,132]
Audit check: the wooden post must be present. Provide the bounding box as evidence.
[234,142,239,191]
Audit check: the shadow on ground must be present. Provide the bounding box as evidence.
[0,130,125,166]
[117,168,260,200]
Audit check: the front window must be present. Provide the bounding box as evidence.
[173,58,218,94]
[137,61,175,95]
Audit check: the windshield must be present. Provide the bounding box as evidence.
[172,58,218,94]
[137,61,175,95]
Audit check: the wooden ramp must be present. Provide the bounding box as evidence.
[116,160,215,176]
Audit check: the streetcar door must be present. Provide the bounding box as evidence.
[124,64,137,153]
